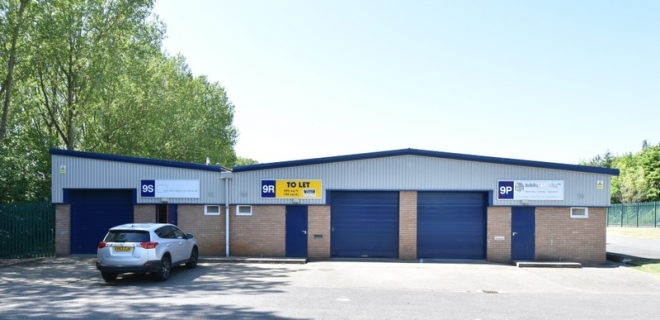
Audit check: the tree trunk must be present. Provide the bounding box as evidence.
[0,0,30,141]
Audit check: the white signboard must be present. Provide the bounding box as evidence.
[141,179,200,198]
[497,180,564,201]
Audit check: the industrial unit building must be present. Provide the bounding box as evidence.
[50,148,619,264]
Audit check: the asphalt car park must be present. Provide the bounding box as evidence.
[607,235,660,259]
[1,257,659,320]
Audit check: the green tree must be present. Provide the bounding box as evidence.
[635,145,660,201]
[0,0,240,202]
[27,0,162,150]
[611,154,648,203]
[82,53,237,166]
[235,157,259,166]
[580,150,616,168]
[0,0,31,141]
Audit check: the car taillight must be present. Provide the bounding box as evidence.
[140,241,158,249]
[98,241,107,249]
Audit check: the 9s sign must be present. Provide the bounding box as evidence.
[141,180,156,197]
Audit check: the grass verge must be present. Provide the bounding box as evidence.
[628,259,660,274]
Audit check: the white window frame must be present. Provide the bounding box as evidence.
[570,207,588,219]
[204,205,221,216]
[236,205,252,216]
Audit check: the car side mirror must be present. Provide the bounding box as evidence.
[187,233,194,239]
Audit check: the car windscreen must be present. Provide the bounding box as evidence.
[104,230,150,243]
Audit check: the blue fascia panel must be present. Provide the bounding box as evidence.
[50,148,228,172]
[232,148,620,175]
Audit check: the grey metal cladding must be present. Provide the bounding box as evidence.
[230,155,613,207]
[51,155,224,204]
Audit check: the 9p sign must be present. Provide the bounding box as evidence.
[498,181,514,199]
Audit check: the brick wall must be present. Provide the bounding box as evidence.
[535,207,606,264]
[178,205,226,256]
[229,205,285,257]
[487,206,511,263]
[308,206,330,259]
[134,205,155,223]
[55,205,70,256]
[399,191,417,260]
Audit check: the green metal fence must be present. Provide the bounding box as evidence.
[0,202,56,259]
[607,201,660,228]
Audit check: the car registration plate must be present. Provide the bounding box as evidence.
[113,246,132,252]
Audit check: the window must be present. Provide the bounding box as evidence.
[155,226,176,239]
[205,205,220,216]
[570,207,588,218]
[236,205,252,216]
[171,227,186,239]
[105,230,150,242]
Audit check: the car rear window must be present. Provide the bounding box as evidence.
[104,230,150,243]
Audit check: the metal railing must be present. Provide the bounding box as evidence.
[0,202,56,259]
[607,201,660,228]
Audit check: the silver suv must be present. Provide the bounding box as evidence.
[96,223,199,282]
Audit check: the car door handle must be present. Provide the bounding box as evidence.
[302,230,307,235]
[512,232,517,236]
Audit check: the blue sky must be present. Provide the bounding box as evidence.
[153,1,659,165]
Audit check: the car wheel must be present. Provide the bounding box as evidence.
[186,247,198,269]
[153,256,171,282]
[101,272,118,282]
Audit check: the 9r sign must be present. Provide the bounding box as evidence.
[261,180,276,198]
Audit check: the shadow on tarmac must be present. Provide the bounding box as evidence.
[0,257,309,320]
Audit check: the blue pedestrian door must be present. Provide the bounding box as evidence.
[156,204,177,225]
[286,206,308,257]
[511,207,535,261]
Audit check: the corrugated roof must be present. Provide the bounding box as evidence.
[49,149,228,172]
[232,148,620,175]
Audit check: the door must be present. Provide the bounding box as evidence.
[69,189,133,254]
[330,191,399,258]
[167,204,178,225]
[170,226,191,263]
[157,205,178,225]
[417,192,487,259]
[511,207,535,261]
[286,206,308,257]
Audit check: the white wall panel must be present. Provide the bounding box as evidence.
[52,153,613,207]
[51,155,224,204]
[230,155,612,207]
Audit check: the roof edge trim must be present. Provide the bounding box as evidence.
[232,148,620,175]
[49,148,228,172]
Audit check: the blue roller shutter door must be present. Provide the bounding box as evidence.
[70,190,133,254]
[417,192,487,259]
[331,191,399,258]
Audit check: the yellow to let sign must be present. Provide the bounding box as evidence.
[273,180,322,198]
